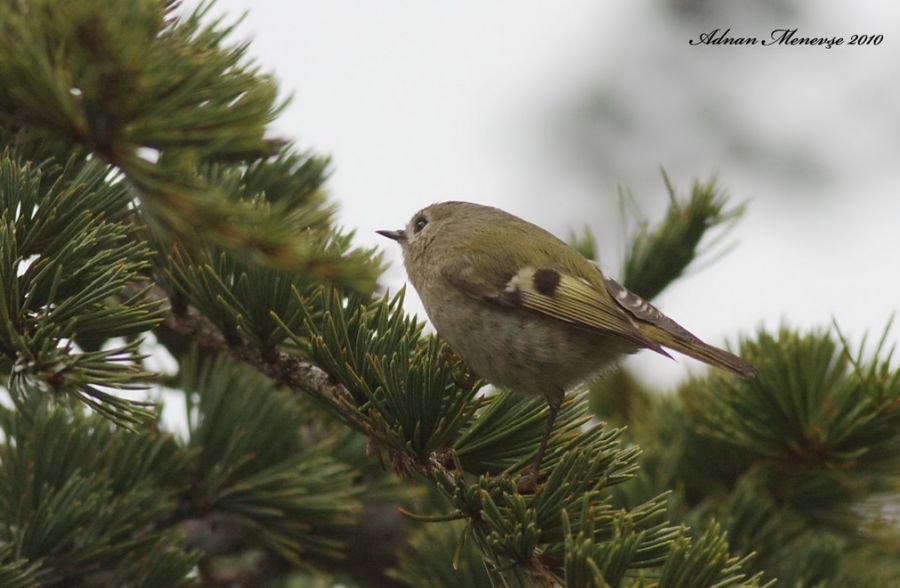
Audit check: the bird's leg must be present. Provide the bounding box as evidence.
[517,393,563,494]
[532,393,562,479]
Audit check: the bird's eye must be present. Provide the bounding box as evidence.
[413,216,428,233]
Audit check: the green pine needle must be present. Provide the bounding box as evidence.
[182,351,365,564]
[621,171,745,301]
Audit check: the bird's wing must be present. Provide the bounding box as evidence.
[444,264,666,353]
[600,275,704,344]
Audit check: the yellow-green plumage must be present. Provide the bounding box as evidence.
[378,201,755,478]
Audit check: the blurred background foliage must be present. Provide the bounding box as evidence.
[0,1,897,587]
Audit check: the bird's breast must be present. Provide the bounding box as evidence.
[417,283,633,397]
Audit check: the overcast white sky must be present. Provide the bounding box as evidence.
[184,0,900,387]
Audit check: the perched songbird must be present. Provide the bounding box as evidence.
[378,202,755,478]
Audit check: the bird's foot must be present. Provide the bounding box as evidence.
[517,469,549,494]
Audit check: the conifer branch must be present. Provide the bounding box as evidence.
[620,171,745,300]
[5,1,895,585]
[145,283,353,411]
[0,0,379,289]
[141,277,766,586]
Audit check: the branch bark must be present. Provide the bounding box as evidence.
[131,283,353,408]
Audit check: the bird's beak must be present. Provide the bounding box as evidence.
[376,229,406,242]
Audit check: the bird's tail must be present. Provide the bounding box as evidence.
[640,323,757,379]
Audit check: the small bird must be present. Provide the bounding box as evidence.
[378,201,755,480]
